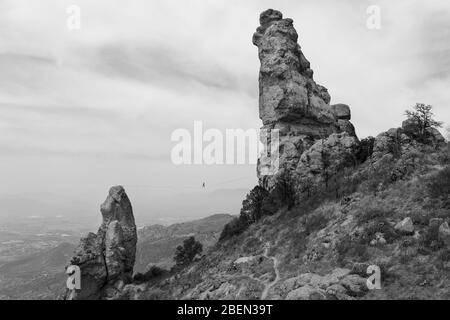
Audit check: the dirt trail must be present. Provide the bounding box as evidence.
[260,242,281,300]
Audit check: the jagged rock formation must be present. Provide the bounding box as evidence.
[253,9,358,193]
[65,186,137,300]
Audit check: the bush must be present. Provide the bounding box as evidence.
[437,143,450,165]
[356,137,375,163]
[219,216,248,241]
[387,131,403,158]
[438,248,450,263]
[356,206,391,225]
[140,288,169,300]
[336,235,369,265]
[219,186,276,241]
[303,212,329,236]
[361,218,398,244]
[133,266,166,284]
[427,166,450,200]
[419,224,444,253]
[241,186,275,223]
[272,171,296,208]
[174,236,203,267]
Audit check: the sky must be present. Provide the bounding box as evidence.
[0,0,449,223]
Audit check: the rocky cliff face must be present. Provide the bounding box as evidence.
[65,186,137,300]
[253,9,358,192]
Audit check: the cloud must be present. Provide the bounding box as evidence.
[0,143,170,161]
[89,43,251,94]
[0,102,119,119]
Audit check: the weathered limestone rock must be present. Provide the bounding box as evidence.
[331,104,351,120]
[253,9,358,194]
[65,186,137,300]
[395,217,414,235]
[253,9,338,130]
[296,132,359,186]
[402,119,446,146]
[282,268,367,300]
[286,285,326,300]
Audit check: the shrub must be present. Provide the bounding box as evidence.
[174,236,203,267]
[140,288,169,300]
[419,224,444,253]
[437,142,450,165]
[336,235,369,265]
[272,171,296,208]
[133,266,167,284]
[426,166,450,200]
[219,186,276,241]
[387,130,403,158]
[219,217,247,241]
[356,206,391,225]
[303,212,329,236]
[361,218,398,244]
[438,248,450,263]
[240,186,275,223]
[356,137,375,163]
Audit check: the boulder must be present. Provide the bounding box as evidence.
[286,285,326,300]
[295,132,359,186]
[395,217,414,235]
[331,104,351,120]
[402,119,446,146]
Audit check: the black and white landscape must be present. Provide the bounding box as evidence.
[0,0,450,301]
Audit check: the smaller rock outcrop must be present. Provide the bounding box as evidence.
[65,186,137,300]
[394,217,414,235]
[281,268,368,300]
[296,132,359,187]
[402,119,446,147]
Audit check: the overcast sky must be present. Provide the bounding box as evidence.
[0,0,449,221]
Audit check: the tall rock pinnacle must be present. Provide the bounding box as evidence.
[254,9,358,192]
[65,186,137,300]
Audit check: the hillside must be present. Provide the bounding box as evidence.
[132,140,449,300]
